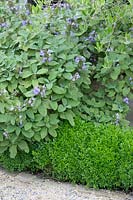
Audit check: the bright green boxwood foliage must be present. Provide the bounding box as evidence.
[0,0,133,157]
[32,119,133,191]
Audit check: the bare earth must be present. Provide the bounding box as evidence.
[0,168,132,200]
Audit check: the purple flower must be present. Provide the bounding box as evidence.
[26,9,30,15]
[75,56,80,64]
[66,18,73,25]
[86,30,96,43]
[75,56,86,64]
[129,77,132,81]
[88,36,95,43]
[0,22,8,28]
[33,87,40,95]
[22,20,27,26]
[42,57,47,63]
[40,50,45,57]
[48,57,52,62]
[82,63,87,70]
[123,97,129,104]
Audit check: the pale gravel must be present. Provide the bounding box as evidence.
[0,168,132,200]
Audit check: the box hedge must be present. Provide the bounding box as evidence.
[32,119,133,191]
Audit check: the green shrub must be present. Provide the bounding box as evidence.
[0,0,133,157]
[32,119,133,191]
[0,150,33,172]
[0,119,132,191]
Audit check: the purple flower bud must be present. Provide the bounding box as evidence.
[129,77,132,81]
[82,63,87,70]
[66,18,73,25]
[0,22,8,28]
[42,57,47,63]
[48,57,52,62]
[123,97,129,104]
[88,35,95,42]
[75,56,80,64]
[40,50,45,57]
[75,56,86,64]
[86,30,96,43]
[26,9,30,15]
[33,87,40,95]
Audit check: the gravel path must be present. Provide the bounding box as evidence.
[0,168,132,200]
